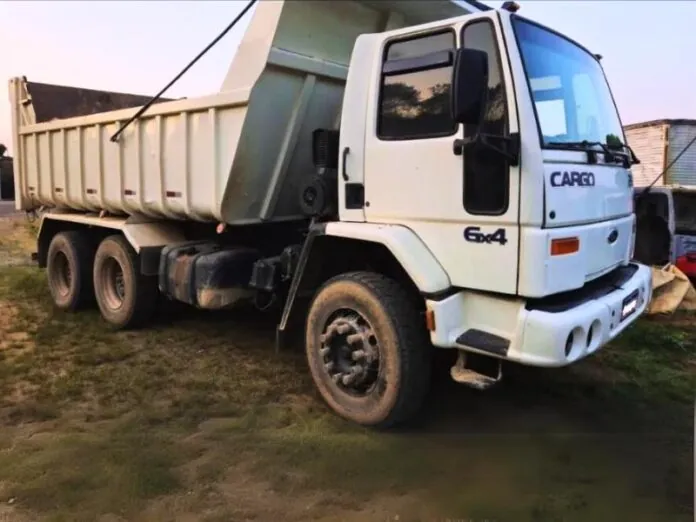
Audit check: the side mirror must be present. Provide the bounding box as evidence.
[450,48,489,125]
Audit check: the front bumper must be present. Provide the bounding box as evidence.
[427,262,653,368]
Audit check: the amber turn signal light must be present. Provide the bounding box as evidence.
[425,308,436,331]
[550,237,579,256]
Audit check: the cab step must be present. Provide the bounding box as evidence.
[450,350,502,390]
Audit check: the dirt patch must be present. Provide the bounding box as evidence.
[0,504,32,522]
[0,480,31,522]
[0,301,32,352]
[0,216,36,268]
[0,300,19,331]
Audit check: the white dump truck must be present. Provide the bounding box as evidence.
[8,0,652,427]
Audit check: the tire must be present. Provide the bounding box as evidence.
[93,234,157,329]
[46,231,96,311]
[305,271,431,428]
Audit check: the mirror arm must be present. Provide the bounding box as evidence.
[456,132,520,166]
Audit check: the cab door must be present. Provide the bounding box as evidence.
[363,15,521,294]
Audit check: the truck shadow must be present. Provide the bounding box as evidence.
[146,300,696,517]
[421,351,670,435]
[156,300,689,437]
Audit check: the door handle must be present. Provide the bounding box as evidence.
[342,147,350,181]
[453,139,464,156]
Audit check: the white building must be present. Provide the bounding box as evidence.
[624,119,696,187]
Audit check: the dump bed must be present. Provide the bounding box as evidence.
[9,0,481,224]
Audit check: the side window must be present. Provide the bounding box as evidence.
[378,31,456,140]
[462,20,510,216]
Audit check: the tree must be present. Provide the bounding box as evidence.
[420,83,451,116]
[381,82,420,117]
[606,133,622,149]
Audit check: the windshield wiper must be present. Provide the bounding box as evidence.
[606,139,641,165]
[547,140,631,167]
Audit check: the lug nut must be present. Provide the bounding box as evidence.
[336,323,351,334]
[341,373,357,386]
[352,349,366,360]
[346,333,363,344]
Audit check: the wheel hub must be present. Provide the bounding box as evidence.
[114,271,125,300]
[102,258,126,310]
[303,187,316,204]
[54,252,72,297]
[320,312,380,395]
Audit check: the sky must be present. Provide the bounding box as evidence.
[1,0,695,154]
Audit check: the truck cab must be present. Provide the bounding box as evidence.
[325,7,651,372]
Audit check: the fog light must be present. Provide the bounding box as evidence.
[565,332,574,357]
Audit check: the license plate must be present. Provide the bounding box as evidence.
[621,290,640,321]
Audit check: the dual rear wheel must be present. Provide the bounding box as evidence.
[47,231,157,329]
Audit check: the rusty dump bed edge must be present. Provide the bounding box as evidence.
[24,79,176,123]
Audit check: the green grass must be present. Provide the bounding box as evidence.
[0,254,693,521]
[0,418,188,520]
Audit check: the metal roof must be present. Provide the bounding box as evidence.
[634,184,696,194]
[624,119,696,131]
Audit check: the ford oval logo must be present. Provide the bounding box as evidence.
[608,230,619,244]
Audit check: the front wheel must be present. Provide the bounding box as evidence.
[305,271,431,428]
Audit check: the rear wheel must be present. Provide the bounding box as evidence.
[46,231,95,311]
[305,271,431,428]
[93,235,157,329]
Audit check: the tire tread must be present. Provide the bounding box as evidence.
[47,230,96,311]
[94,234,157,329]
[312,271,431,428]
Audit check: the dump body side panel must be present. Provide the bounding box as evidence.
[10,1,474,223]
[11,78,249,221]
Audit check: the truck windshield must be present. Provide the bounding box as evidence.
[513,18,624,149]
